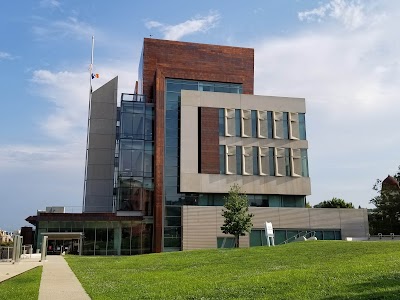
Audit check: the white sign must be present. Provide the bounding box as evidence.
[264,221,275,247]
[265,222,274,236]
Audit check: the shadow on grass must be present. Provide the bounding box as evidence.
[324,273,400,300]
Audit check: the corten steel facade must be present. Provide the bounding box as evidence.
[25,38,369,255]
[138,38,254,252]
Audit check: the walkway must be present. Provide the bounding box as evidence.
[0,256,42,283]
[39,255,91,300]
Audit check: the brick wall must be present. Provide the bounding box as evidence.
[200,107,220,174]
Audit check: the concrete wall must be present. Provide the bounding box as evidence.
[84,77,118,212]
[180,90,310,195]
[182,206,369,250]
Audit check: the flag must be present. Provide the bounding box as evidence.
[91,73,99,79]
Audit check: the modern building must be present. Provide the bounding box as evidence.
[25,38,369,255]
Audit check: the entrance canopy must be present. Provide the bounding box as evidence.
[41,232,83,240]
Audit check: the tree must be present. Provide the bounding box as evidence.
[221,184,254,248]
[369,168,400,234]
[314,197,354,208]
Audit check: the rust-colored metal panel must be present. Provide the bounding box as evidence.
[142,38,254,100]
[143,38,255,253]
[153,69,165,253]
[200,107,220,174]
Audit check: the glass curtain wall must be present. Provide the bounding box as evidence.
[36,220,152,255]
[117,98,154,215]
[164,79,242,251]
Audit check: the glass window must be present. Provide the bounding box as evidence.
[284,148,291,176]
[219,145,225,174]
[253,147,259,175]
[236,146,242,175]
[283,112,289,139]
[217,237,235,248]
[267,111,273,139]
[301,149,309,177]
[299,113,306,140]
[235,109,241,137]
[165,217,181,227]
[166,206,181,217]
[164,237,181,248]
[269,147,275,176]
[251,110,257,138]
[219,108,225,136]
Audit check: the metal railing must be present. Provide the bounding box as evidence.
[279,231,317,245]
[0,246,13,261]
[368,233,400,241]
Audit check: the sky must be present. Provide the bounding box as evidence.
[1,0,400,231]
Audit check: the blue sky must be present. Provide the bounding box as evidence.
[1,0,399,231]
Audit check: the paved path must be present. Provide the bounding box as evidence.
[39,255,91,300]
[0,257,42,282]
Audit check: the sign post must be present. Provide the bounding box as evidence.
[264,222,275,247]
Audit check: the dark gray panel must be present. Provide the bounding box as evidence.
[85,180,114,196]
[90,102,116,119]
[87,164,114,180]
[84,195,113,212]
[84,77,118,213]
[87,149,115,165]
[88,133,115,149]
[89,119,118,135]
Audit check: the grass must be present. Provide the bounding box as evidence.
[0,266,42,300]
[66,241,400,300]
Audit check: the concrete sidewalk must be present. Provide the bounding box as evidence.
[0,257,42,282]
[39,255,91,300]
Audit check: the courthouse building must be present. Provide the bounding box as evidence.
[26,38,369,255]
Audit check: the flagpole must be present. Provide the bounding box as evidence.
[83,36,95,211]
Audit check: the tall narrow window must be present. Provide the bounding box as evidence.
[236,146,242,175]
[251,110,257,138]
[219,145,225,174]
[219,109,225,136]
[283,112,289,139]
[299,113,306,140]
[269,147,275,176]
[274,112,283,139]
[267,111,274,139]
[253,146,259,175]
[235,109,241,137]
[284,148,291,176]
[301,149,309,177]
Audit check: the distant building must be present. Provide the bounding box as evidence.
[0,229,13,244]
[25,38,369,255]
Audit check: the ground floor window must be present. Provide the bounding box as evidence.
[217,237,235,248]
[250,229,342,246]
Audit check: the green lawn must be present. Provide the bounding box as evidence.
[0,266,42,300]
[66,241,400,300]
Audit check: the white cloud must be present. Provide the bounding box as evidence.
[255,1,400,206]
[40,0,61,9]
[30,62,135,142]
[145,12,220,40]
[298,0,374,30]
[0,51,15,60]
[32,16,95,40]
